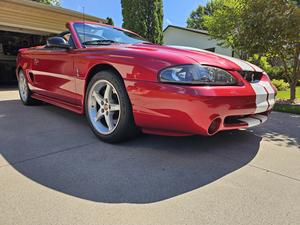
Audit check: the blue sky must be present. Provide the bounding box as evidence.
[61,0,208,28]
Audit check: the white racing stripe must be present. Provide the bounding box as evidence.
[238,117,261,127]
[167,45,262,71]
[259,81,276,109]
[250,114,268,123]
[250,83,269,113]
[214,54,255,71]
[238,115,268,128]
[247,62,263,72]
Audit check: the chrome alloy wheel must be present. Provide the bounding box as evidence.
[88,80,121,135]
[18,71,28,102]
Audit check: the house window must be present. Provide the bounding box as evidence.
[204,47,215,52]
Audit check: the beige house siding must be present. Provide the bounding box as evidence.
[0,0,105,34]
[0,0,105,83]
[163,26,234,57]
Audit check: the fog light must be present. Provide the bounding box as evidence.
[208,118,221,135]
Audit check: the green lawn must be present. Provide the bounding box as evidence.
[276,86,300,100]
[274,86,300,114]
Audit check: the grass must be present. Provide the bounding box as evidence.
[274,86,300,114]
[276,86,300,100]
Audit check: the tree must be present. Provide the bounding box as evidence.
[121,0,163,44]
[204,0,300,102]
[186,1,220,30]
[106,17,114,26]
[31,0,60,6]
[294,0,300,6]
[187,5,208,30]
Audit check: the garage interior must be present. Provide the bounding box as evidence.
[0,0,104,87]
[0,30,49,85]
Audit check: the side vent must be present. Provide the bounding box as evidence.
[29,72,34,82]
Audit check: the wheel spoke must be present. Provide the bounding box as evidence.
[105,113,114,130]
[110,103,120,112]
[92,91,103,105]
[96,109,104,121]
[104,84,112,102]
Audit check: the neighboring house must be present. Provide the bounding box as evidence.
[163,25,235,58]
[0,0,105,84]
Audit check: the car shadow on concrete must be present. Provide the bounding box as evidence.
[250,112,300,148]
[1,99,263,203]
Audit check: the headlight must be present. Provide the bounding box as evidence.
[159,64,237,85]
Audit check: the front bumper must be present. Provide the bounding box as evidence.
[125,79,276,136]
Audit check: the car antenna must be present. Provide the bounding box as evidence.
[82,6,86,46]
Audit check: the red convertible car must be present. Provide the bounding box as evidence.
[17,21,276,143]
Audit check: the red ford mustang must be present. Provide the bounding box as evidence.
[16,21,276,143]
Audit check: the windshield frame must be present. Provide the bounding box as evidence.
[70,21,148,47]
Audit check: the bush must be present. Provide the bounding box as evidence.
[271,79,290,91]
[247,54,284,80]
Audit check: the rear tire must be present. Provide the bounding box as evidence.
[85,70,139,143]
[18,70,40,105]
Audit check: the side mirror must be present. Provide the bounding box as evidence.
[46,37,71,49]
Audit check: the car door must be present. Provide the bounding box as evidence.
[30,33,78,105]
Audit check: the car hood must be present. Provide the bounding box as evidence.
[128,44,263,72]
[85,43,263,72]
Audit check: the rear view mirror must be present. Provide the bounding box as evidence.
[46,37,70,49]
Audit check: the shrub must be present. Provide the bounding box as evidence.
[247,54,284,80]
[271,79,290,91]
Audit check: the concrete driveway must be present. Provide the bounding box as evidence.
[0,88,299,225]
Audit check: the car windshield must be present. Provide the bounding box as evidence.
[73,23,149,46]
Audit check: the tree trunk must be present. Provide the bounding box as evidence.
[290,82,296,102]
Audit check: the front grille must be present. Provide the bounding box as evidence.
[239,71,263,83]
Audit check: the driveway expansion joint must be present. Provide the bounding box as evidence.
[247,164,300,182]
[210,146,300,183]
[0,141,99,169]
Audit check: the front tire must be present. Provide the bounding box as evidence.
[85,71,139,143]
[18,70,40,105]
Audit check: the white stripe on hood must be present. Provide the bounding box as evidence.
[168,45,263,72]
